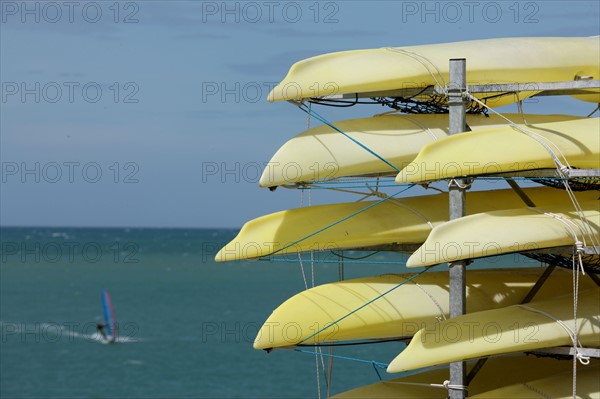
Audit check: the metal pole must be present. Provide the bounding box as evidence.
[448,58,468,399]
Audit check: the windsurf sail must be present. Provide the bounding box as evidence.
[101,289,117,343]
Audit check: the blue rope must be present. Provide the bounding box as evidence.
[372,362,384,380]
[298,103,401,173]
[294,348,389,370]
[297,265,438,345]
[263,185,415,257]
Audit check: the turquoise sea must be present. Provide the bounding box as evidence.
[0,227,540,398]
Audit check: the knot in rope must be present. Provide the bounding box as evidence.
[573,241,586,276]
[518,304,591,365]
[442,380,469,392]
[576,351,591,365]
[367,187,388,199]
[558,164,570,176]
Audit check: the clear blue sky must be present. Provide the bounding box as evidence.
[1,1,599,228]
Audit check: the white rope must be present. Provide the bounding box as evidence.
[387,199,435,229]
[466,93,600,255]
[447,178,472,190]
[297,252,308,290]
[557,183,599,254]
[414,283,447,321]
[305,165,323,399]
[374,110,456,142]
[532,208,590,278]
[467,93,572,170]
[355,186,436,229]
[531,209,588,252]
[365,186,389,199]
[442,380,469,393]
[517,304,590,366]
[297,188,309,290]
[467,95,598,399]
[388,379,468,392]
[398,113,442,141]
[467,97,595,244]
[311,253,315,288]
[317,345,327,394]
[315,349,321,399]
[386,48,448,92]
[572,246,585,399]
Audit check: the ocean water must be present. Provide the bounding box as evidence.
[0,227,541,398]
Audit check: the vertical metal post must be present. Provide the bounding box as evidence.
[448,58,468,399]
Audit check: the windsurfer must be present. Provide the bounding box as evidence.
[96,322,108,340]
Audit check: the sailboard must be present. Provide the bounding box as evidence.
[101,289,117,343]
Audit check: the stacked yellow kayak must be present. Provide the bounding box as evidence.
[216,188,598,262]
[254,268,598,350]
[396,117,600,184]
[219,36,600,397]
[260,114,584,187]
[268,36,600,105]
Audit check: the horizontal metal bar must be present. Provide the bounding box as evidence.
[454,79,600,94]
[321,80,600,100]
[530,346,600,358]
[532,89,599,97]
[327,87,430,100]
[567,169,600,177]
[486,169,600,179]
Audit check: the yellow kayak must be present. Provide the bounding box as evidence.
[332,356,583,399]
[387,289,600,373]
[407,201,600,268]
[260,114,583,188]
[216,188,598,262]
[254,268,598,350]
[268,37,600,106]
[396,118,600,184]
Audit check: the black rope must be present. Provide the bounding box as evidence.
[522,253,600,274]
[330,250,381,260]
[531,177,600,191]
[306,90,490,115]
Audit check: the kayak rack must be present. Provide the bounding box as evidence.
[443,60,600,398]
[447,59,469,399]
[289,60,600,397]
